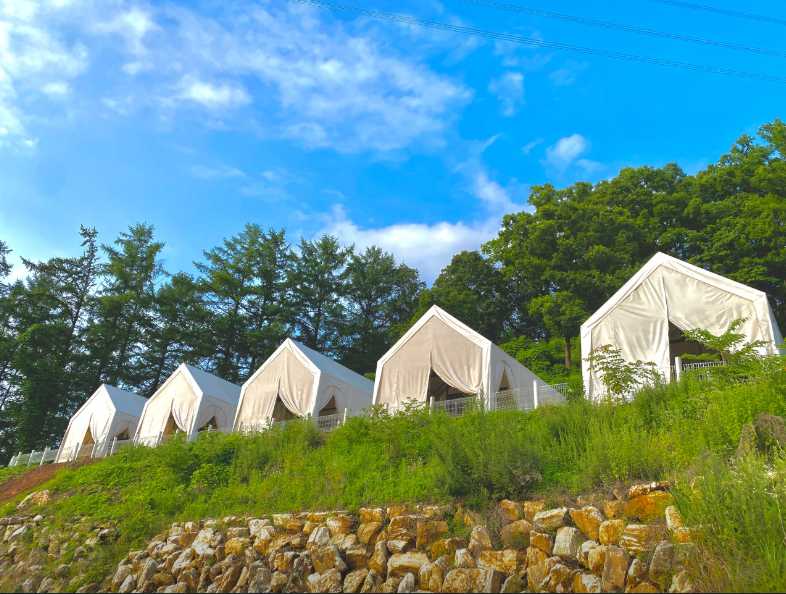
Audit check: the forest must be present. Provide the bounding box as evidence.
[0,119,784,463]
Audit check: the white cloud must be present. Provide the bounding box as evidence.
[488,71,524,117]
[174,76,250,110]
[190,164,246,180]
[544,133,603,176]
[41,81,70,96]
[92,7,156,56]
[522,138,542,155]
[549,61,587,87]
[321,205,501,282]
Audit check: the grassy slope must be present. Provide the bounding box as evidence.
[1,363,785,590]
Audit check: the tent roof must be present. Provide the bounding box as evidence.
[581,252,773,333]
[179,363,241,405]
[377,305,490,368]
[290,339,374,392]
[101,384,147,416]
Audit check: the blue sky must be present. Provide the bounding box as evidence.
[1,0,785,282]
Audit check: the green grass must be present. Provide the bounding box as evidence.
[1,360,784,590]
[0,464,29,484]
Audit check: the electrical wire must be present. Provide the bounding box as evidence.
[293,0,786,84]
[458,0,786,58]
[649,0,786,27]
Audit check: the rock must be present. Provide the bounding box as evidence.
[430,537,465,559]
[415,520,448,549]
[311,544,347,574]
[455,548,476,568]
[587,544,607,574]
[500,519,532,549]
[498,500,523,524]
[601,545,628,592]
[343,568,369,593]
[247,562,272,593]
[570,506,605,541]
[418,557,448,592]
[191,528,216,557]
[603,499,626,519]
[598,519,626,545]
[442,569,478,593]
[669,569,694,593]
[360,569,383,593]
[272,550,297,572]
[380,576,401,593]
[754,413,786,453]
[522,500,545,521]
[626,557,648,589]
[628,481,671,498]
[664,505,684,532]
[118,574,135,594]
[308,525,332,548]
[226,526,250,539]
[327,515,355,537]
[500,572,526,593]
[216,562,243,591]
[357,522,382,545]
[314,568,344,593]
[270,572,288,593]
[153,571,176,587]
[137,558,158,590]
[577,540,599,569]
[624,491,674,522]
[525,546,550,591]
[619,524,666,555]
[21,576,42,593]
[36,577,56,593]
[478,549,524,575]
[553,526,585,559]
[533,507,569,532]
[17,490,51,510]
[359,508,386,524]
[630,582,660,592]
[648,541,675,590]
[387,551,429,578]
[345,544,370,570]
[543,562,574,592]
[111,563,132,589]
[530,530,553,554]
[162,585,188,593]
[572,571,602,593]
[248,518,272,539]
[396,572,415,593]
[368,541,388,574]
[736,422,758,458]
[224,536,251,556]
[468,525,493,557]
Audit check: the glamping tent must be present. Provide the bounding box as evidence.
[373,305,563,411]
[55,384,146,463]
[134,364,241,446]
[233,338,374,432]
[581,252,784,399]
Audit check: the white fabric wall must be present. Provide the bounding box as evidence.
[581,254,783,400]
[56,386,143,463]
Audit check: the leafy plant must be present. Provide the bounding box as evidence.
[586,344,664,399]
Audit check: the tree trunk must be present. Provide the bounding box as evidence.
[564,336,572,369]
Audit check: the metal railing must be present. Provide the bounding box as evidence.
[671,357,726,382]
[431,395,479,417]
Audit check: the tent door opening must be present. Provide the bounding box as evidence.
[272,395,298,422]
[78,426,95,459]
[498,370,511,392]
[163,413,181,438]
[197,416,218,432]
[427,369,473,403]
[318,396,339,417]
[668,322,716,367]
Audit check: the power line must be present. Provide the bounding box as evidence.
[293,0,786,84]
[458,0,786,58]
[649,0,786,27]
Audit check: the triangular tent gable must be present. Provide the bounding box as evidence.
[580,252,783,399]
[373,305,562,410]
[55,384,146,463]
[134,364,241,443]
[234,339,374,431]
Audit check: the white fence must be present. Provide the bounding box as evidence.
[671,357,726,382]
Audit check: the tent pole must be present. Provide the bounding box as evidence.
[533,380,539,410]
[675,356,683,383]
[342,408,348,425]
[39,447,48,466]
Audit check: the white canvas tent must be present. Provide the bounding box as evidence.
[581,252,784,400]
[234,338,374,431]
[373,305,563,410]
[134,364,241,445]
[55,384,146,463]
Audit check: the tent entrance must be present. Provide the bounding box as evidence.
[197,416,218,432]
[318,396,339,417]
[163,413,180,437]
[427,370,473,403]
[77,426,95,459]
[498,370,511,392]
[115,429,130,441]
[272,396,298,422]
[668,322,716,363]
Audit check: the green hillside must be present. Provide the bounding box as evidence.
[2,358,784,591]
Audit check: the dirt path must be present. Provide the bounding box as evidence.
[0,460,94,504]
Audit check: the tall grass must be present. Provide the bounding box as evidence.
[1,364,784,586]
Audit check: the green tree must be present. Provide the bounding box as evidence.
[289,235,351,354]
[409,251,511,342]
[528,291,586,368]
[341,246,423,373]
